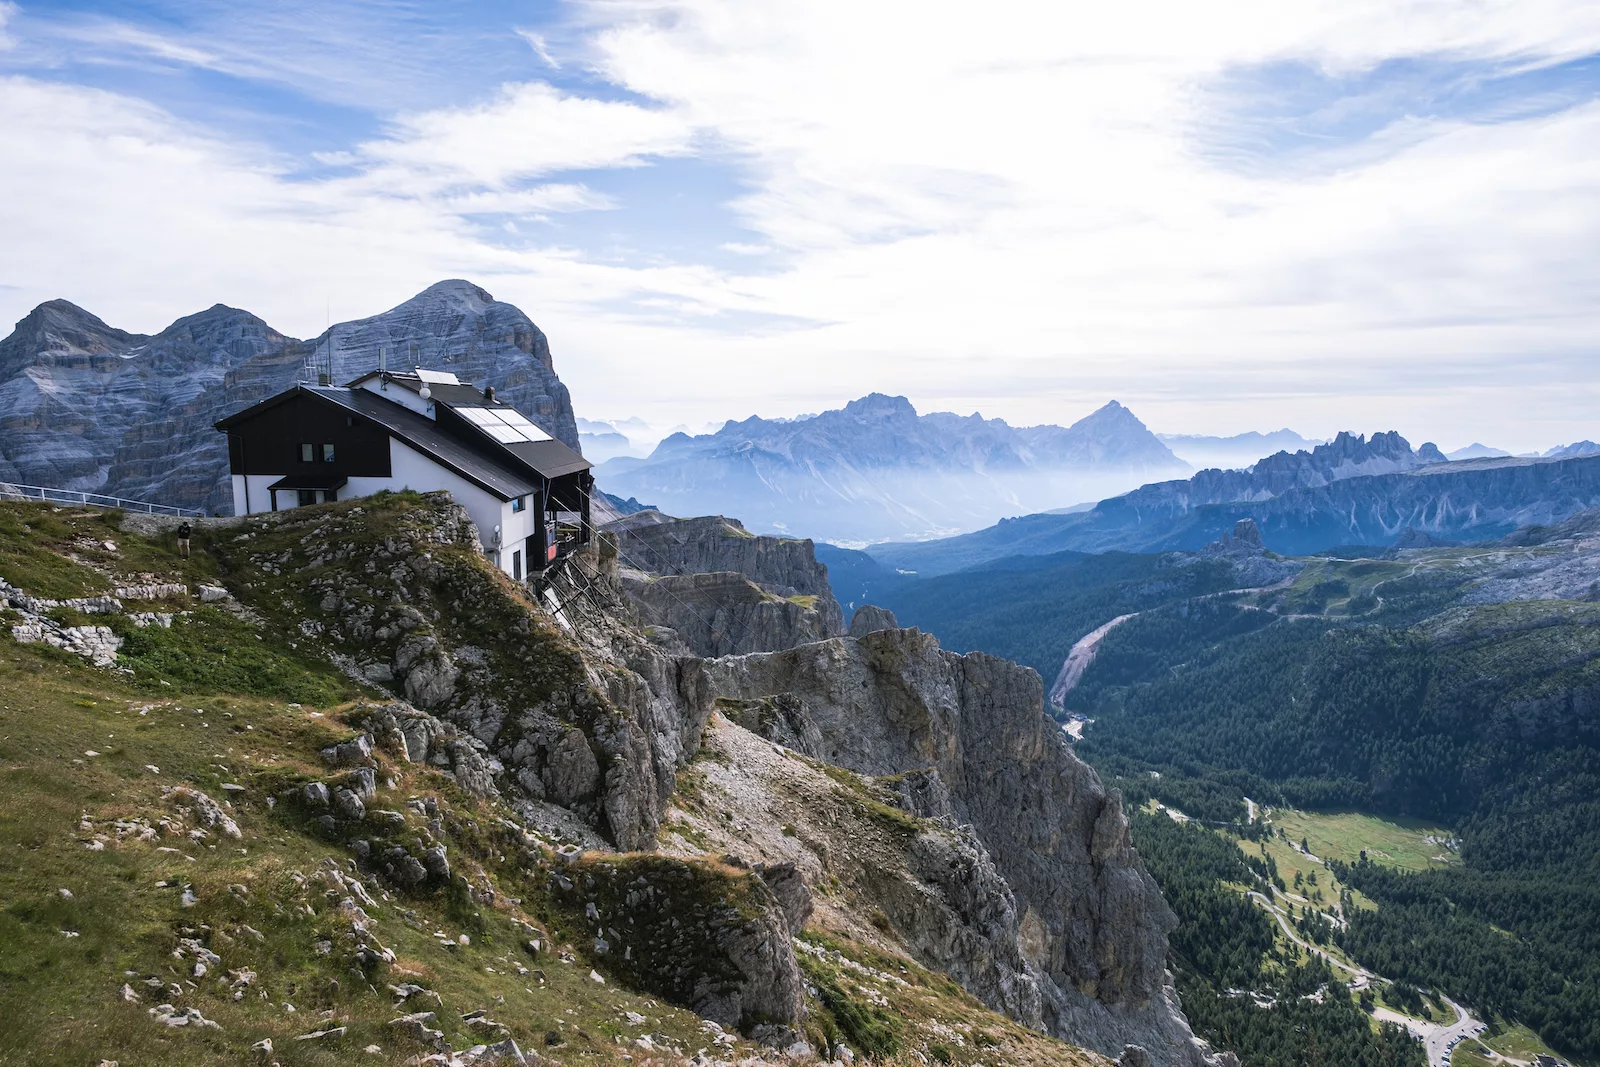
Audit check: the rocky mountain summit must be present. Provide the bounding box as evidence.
[0,492,1226,1066]
[0,280,579,514]
[597,396,1191,544]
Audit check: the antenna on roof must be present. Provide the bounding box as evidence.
[379,344,387,374]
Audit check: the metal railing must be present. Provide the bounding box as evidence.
[0,482,204,517]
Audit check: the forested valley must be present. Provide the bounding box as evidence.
[878,530,1600,1064]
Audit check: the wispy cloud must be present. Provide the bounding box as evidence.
[517,29,561,70]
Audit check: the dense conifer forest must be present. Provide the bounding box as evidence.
[877,538,1600,1063]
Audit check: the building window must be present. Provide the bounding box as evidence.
[297,489,317,507]
[300,443,315,463]
[322,443,336,463]
[512,549,523,581]
[511,496,525,513]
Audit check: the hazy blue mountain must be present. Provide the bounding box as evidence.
[595,395,1190,544]
[1447,442,1512,460]
[1157,428,1321,470]
[868,438,1600,575]
[1546,440,1600,459]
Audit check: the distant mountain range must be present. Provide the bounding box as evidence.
[0,280,579,513]
[1157,428,1322,471]
[594,395,1192,543]
[869,434,1600,574]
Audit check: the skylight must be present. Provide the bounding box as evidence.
[457,405,553,444]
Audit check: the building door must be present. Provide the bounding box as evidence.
[512,549,522,582]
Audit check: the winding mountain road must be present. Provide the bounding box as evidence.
[1248,891,1484,1066]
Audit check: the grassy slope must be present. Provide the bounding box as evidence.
[0,500,1099,1067]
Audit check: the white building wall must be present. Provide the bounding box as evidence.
[231,436,539,580]
[232,473,294,516]
[353,378,436,419]
[343,438,530,578]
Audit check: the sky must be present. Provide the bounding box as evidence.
[2,1,1600,452]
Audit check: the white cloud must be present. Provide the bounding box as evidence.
[356,81,694,190]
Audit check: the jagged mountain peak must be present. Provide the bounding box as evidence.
[1069,399,1147,433]
[841,392,918,418]
[1,298,143,367]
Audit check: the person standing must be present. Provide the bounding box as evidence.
[176,520,192,558]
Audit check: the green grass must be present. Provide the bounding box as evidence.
[1481,1021,1585,1065]
[0,624,736,1067]
[1265,808,1457,873]
[1450,1039,1495,1067]
[0,503,224,599]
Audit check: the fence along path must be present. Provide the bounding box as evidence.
[0,482,204,518]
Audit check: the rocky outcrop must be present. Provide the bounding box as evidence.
[704,628,1222,1065]
[607,515,846,649]
[211,494,710,853]
[622,571,839,657]
[0,280,580,514]
[848,604,898,636]
[555,852,805,1032]
[1199,518,1302,587]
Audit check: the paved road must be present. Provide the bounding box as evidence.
[1250,891,1485,1066]
[1422,997,1486,1067]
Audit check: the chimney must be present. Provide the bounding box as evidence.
[318,372,331,386]
[485,385,496,402]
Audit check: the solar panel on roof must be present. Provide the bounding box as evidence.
[415,369,461,385]
[455,406,553,443]
[491,409,553,441]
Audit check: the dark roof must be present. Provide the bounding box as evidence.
[306,387,543,500]
[340,370,592,479]
[268,474,349,491]
[502,440,591,478]
[217,386,540,501]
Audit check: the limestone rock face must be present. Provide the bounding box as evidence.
[622,571,838,657]
[609,516,844,632]
[705,628,1222,1065]
[556,853,805,1033]
[606,515,845,654]
[848,604,898,636]
[213,495,709,853]
[0,280,580,514]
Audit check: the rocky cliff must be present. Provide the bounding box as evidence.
[0,280,579,514]
[5,491,1217,1064]
[703,630,1225,1066]
[608,515,848,653]
[622,571,840,657]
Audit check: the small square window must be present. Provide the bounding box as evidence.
[511,496,526,513]
[300,443,315,463]
[322,443,336,463]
